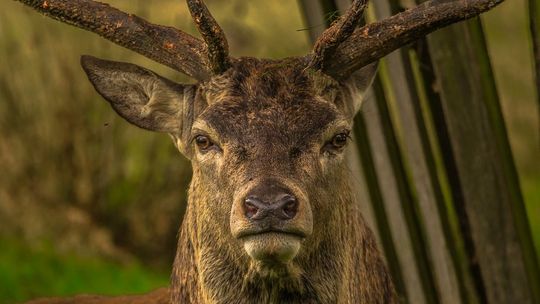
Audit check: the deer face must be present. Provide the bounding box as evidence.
[81,55,376,273]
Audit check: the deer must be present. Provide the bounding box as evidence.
[16,0,504,303]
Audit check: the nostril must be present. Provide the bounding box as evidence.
[244,198,260,219]
[280,196,298,219]
[242,193,299,222]
[244,196,266,220]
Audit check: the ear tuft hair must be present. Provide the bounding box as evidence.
[340,61,378,117]
[81,55,191,133]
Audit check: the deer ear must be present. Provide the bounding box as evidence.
[339,61,378,117]
[81,55,194,134]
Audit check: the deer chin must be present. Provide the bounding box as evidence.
[242,232,302,265]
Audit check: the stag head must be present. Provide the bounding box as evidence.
[76,0,387,272]
[80,50,377,269]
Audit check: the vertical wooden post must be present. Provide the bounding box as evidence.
[425,18,540,304]
[359,78,432,304]
[370,0,468,302]
[414,37,485,304]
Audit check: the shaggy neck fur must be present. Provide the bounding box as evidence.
[170,174,396,304]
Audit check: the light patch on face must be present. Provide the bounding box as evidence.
[243,232,302,264]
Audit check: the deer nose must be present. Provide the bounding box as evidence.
[243,193,298,221]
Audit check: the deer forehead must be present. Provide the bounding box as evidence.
[195,58,343,146]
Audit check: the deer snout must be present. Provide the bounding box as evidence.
[240,182,303,231]
[231,180,312,264]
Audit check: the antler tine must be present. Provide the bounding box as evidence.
[15,0,212,80]
[307,0,368,71]
[319,0,505,80]
[186,0,231,75]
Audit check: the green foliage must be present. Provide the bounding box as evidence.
[0,239,168,304]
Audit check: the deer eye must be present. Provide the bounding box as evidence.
[323,131,350,154]
[195,135,214,152]
[332,133,348,148]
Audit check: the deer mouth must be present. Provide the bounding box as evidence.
[236,227,308,240]
[238,229,306,264]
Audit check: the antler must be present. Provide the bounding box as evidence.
[13,0,223,80]
[16,0,505,82]
[186,0,231,74]
[307,0,368,71]
[311,0,505,80]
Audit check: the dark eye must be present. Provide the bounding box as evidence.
[195,135,213,151]
[322,132,350,155]
[331,133,349,149]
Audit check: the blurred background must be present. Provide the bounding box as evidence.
[0,0,537,303]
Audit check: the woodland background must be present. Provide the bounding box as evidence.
[0,0,538,303]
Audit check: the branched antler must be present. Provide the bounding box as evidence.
[186,0,231,74]
[313,0,505,80]
[15,0,505,82]
[14,0,212,80]
[307,0,368,71]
